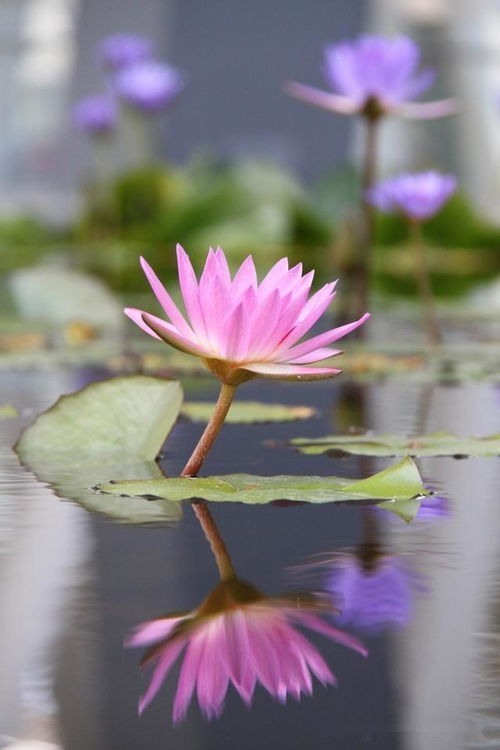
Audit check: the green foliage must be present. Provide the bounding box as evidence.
[2,160,500,299]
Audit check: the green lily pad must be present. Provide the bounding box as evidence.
[290,431,500,458]
[15,375,184,525]
[97,457,430,522]
[181,401,317,423]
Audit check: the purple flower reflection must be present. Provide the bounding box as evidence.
[126,578,366,723]
[286,34,457,120]
[115,61,184,113]
[367,171,457,222]
[416,493,449,521]
[327,553,413,634]
[100,33,153,69]
[73,94,117,135]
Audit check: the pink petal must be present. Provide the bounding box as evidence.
[400,98,459,120]
[244,614,283,696]
[139,637,187,715]
[287,347,342,364]
[266,620,315,699]
[124,307,161,340]
[285,81,359,115]
[139,257,193,338]
[274,283,337,353]
[231,256,258,300]
[126,616,184,647]
[257,258,289,297]
[278,263,304,298]
[196,621,230,718]
[294,612,368,657]
[242,363,341,380]
[224,612,257,703]
[281,312,370,362]
[198,248,218,298]
[222,301,246,360]
[245,288,281,356]
[290,269,315,304]
[173,631,206,724]
[213,247,232,287]
[176,244,208,340]
[198,272,229,353]
[281,623,335,686]
[140,312,212,358]
[297,281,338,324]
[249,290,295,359]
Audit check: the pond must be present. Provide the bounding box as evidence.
[1,366,499,750]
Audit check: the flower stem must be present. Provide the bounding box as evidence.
[408,220,442,347]
[352,114,379,329]
[361,115,379,244]
[191,501,235,580]
[180,382,237,477]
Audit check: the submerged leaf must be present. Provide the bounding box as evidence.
[97,457,430,522]
[181,401,317,423]
[15,375,183,524]
[290,431,500,458]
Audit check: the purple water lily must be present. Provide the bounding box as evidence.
[115,60,185,113]
[100,32,153,69]
[72,94,117,135]
[286,35,457,120]
[367,171,457,221]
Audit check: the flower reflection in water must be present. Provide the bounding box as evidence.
[326,548,413,634]
[415,493,449,522]
[127,503,367,722]
[297,509,427,636]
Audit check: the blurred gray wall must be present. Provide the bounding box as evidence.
[167,0,366,177]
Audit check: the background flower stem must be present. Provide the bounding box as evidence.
[180,382,237,477]
[408,219,442,347]
[354,114,379,328]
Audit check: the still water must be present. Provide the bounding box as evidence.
[0,368,499,750]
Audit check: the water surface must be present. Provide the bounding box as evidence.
[1,369,499,750]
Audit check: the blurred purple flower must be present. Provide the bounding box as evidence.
[286,35,457,120]
[100,33,153,69]
[72,94,117,135]
[126,578,367,722]
[115,61,184,113]
[326,553,413,634]
[367,171,457,221]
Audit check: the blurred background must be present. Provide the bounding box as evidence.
[1,0,500,348]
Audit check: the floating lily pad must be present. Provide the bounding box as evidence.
[97,457,430,522]
[181,401,317,423]
[290,431,500,458]
[15,375,184,524]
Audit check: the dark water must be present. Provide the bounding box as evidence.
[1,369,499,750]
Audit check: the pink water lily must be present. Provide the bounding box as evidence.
[125,244,369,385]
[127,578,367,723]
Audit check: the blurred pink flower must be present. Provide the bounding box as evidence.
[286,35,457,120]
[127,578,367,722]
[125,245,369,384]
